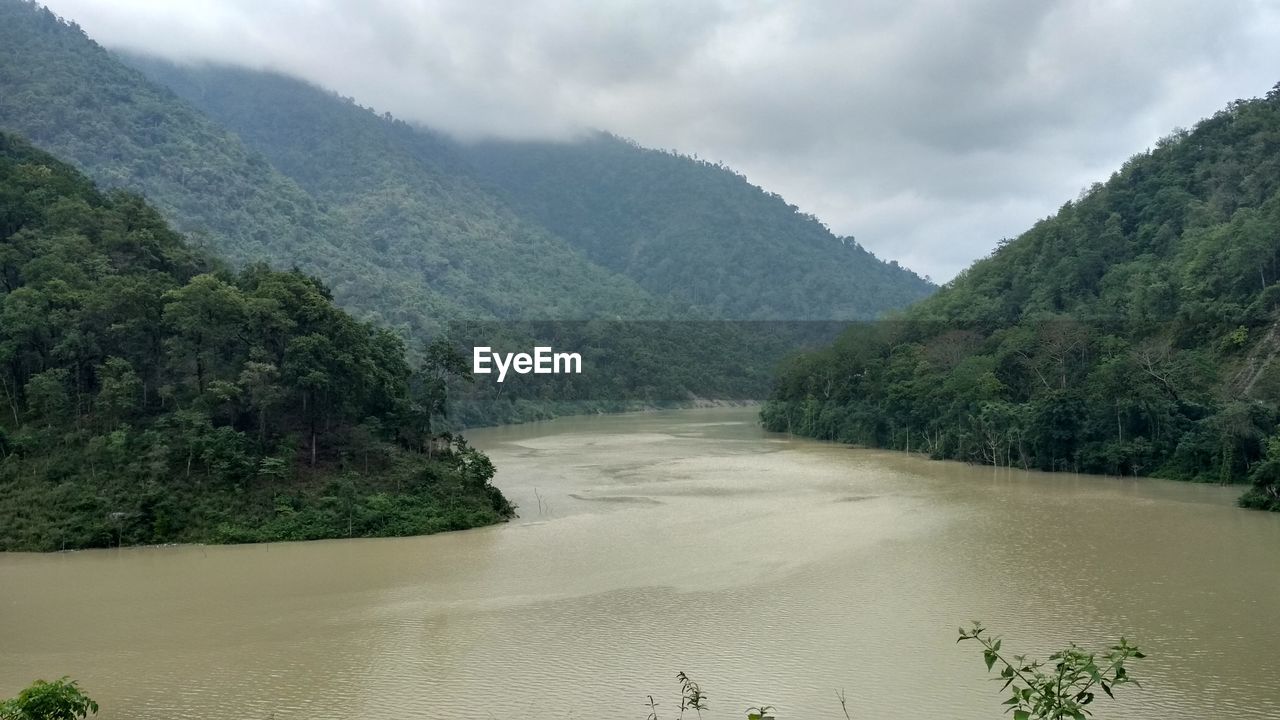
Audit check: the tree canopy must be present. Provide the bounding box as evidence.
[0,132,512,550]
[763,85,1280,509]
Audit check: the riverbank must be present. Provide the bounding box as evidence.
[449,396,762,430]
[0,442,512,552]
[5,407,1275,719]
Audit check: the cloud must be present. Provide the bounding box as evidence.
[40,0,1280,281]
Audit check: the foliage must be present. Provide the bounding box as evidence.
[957,622,1145,720]
[763,86,1280,506]
[639,625,1145,720]
[0,132,511,550]
[0,0,491,337]
[9,625,1145,719]
[0,678,98,720]
[0,5,933,424]
[676,671,708,719]
[1239,432,1280,509]
[464,132,934,320]
[112,58,933,422]
[119,53,679,325]
[431,320,840,428]
[123,57,932,324]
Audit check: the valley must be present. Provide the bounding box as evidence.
[2,2,1279,718]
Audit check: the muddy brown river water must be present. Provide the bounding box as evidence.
[2,407,1278,719]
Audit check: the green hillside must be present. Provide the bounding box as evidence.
[0,132,512,550]
[763,86,1280,509]
[123,56,671,321]
[113,57,933,421]
[122,56,932,322]
[0,0,673,337]
[463,132,934,320]
[0,0,485,336]
[0,0,937,432]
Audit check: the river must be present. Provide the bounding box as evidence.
[1,407,1277,719]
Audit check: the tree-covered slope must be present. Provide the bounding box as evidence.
[0,0,936,432]
[0,0,669,334]
[0,0,484,336]
[7,0,923,332]
[122,56,932,321]
[0,132,512,550]
[461,132,935,320]
[123,56,673,320]
[763,86,1280,509]
[113,58,925,422]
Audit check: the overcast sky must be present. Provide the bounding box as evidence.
[40,0,1280,282]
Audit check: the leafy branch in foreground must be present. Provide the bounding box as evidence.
[957,621,1145,720]
[0,677,98,720]
[677,671,708,719]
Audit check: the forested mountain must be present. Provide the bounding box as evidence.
[0,0,938,432]
[123,56,670,321]
[462,133,934,319]
[0,0,476,335]
[0,0,668,335]
[122,56,931,322]
[0,132,512,550]
[764,86,1280,510]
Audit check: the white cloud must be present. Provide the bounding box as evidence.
[41,0,1280,280]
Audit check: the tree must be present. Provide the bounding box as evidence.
[24,368,70,428]
[1240,433,1280,510]
[400,337,472,453]
[762,84,1280,507]
[0,133,514,550]
[0,678,98,720]
[162,274,246,395]
[95,357,141,429]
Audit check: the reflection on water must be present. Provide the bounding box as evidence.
[2,408,1278,719]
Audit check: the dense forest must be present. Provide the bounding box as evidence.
[0,1,931,329]
[0,132,512,551]
[0,1,937,427]
[763,86,1280,510]
[120,55,674,324]
[0,0,682,342]
[108,56,889,422]
[463,132,934,319]
[124,57,932,323]
[0,0,478,337]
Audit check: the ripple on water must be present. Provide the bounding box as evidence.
[3,407,1278,720]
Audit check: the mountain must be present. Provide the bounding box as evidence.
[0,131,513,550]
[462,132,934,319]
[120,55,932,322]
[0,0,663,336]
[121,55,671,322]
[0,0,473,335]
[762,85,1280,509]
[0,0,936,429]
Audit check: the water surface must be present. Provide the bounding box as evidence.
[2,407,1277,719]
